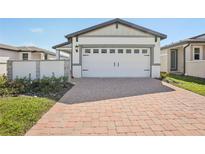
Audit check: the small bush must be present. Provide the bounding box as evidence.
[0,75,72,99]
[0,75,23,97]
[160,72,168,79]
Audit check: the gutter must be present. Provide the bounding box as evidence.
[68,38,73,78]
[183,43,190,75]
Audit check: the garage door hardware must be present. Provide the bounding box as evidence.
[82,69,88,71]
[113,62,120,67]
[83,54,89,56]
[144,69,150,71]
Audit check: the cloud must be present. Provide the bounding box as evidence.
[30,28,44,33]
[23,42,37,46]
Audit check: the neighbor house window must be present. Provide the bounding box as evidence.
[101,49,107,54]
[118,49,123,54]
[193,47,202,60]
[85,49,91,53]
[126,49,132,54]
[134,49,139,54]
[22,53,28,60]
[93,49,99,54]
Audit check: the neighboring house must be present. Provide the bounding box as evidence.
[0,43,57,75]
[53,18,167,78]
[161,33,205,78]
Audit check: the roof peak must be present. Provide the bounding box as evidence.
[189,33,205,39]
[65,18,167,39]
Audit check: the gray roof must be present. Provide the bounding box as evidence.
[65,18,167,40]
[161,34,205,50]
[52,41,71,49]
[0,43,19,51]
[18,46,56,55]
[0,43,55,55]
[190,33,205,39]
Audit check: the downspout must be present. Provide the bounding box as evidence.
[183,43,190,75]
[69,38,73,78]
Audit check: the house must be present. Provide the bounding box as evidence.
[53,18,167,78]
[161,33,205,78]
[0,43,57,75]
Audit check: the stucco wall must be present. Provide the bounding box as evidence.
[31,52,42,60]
[186,60,205,78]
[78,37,156,45]
[160,49,169,72]
[177,47,184,73]
[0,49,19,75]
[81,23,152,37]
[0,49,19,60]
[40,61,65,78]
[9,60,70,80]
[152,66,160,78]
[48,54,56,60]
[12,61,37,79]
[0,63,7,75]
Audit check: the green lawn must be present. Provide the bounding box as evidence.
[0,96,54,136]
[163,73,205,96]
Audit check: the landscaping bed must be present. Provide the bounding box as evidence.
[0,75,73,135]
[161,72,205,96]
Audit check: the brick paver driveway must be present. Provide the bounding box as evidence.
[26,78,205,136]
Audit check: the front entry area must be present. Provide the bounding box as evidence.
[82,48,151,77]
[170,49,178,71]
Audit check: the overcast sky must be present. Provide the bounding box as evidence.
[0,18,205,52]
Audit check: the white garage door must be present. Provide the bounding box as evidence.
[82,48,150,77]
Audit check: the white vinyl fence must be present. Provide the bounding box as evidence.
[7,60,70,81]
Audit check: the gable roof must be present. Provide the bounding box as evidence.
[18,46,56,55]
[161,33,205,50]
[65,18,167,39]
[52,41,71,49]
[0,43,55,55]
[190,33,205,39]
[0,43,19,51]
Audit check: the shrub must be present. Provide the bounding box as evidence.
[0,75,23,96]
[0,75,72,98]
[160,72,168,79]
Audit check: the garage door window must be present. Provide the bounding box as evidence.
[110,49,115,54]
[118,49,123,54]
[101,49,107,54]
[85,49,91,53]
[134,49,139,54]
[142,49,148,54]
[126,49,132,54]
[93,49,99,54]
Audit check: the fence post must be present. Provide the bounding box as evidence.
[36,61,40,79]
[7,60,13,80]
[64,60,70,82]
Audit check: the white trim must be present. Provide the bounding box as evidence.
[192,46,203,61]
[186,60,205,63]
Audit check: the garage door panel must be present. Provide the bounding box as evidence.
[82,48,150,77]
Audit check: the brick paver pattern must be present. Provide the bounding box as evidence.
[26,79,205,136]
